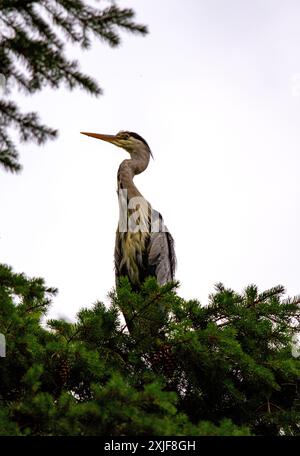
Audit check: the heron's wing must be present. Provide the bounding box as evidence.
[114,231,121,284]
[148,225,176,285]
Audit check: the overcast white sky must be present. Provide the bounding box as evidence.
[1,0,300,320]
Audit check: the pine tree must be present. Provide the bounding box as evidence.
[0,0,147,172]
[0,264,299,435]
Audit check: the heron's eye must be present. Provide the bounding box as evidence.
[122,133,130,140]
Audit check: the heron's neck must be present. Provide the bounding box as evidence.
[117,156,149,199]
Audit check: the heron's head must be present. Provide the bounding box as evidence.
[80,130,153,160]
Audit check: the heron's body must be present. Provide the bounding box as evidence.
[115,198,176,288]
[81,130,176,290]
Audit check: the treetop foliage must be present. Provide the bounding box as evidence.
[0,263,299,435]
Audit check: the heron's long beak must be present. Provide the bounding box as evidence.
[80,132,117,144]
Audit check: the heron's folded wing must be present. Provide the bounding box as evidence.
[114,232,122,282]
[148,229,176,285]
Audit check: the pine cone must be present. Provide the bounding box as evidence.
[56,356,71,386]
[150,344,176,378]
